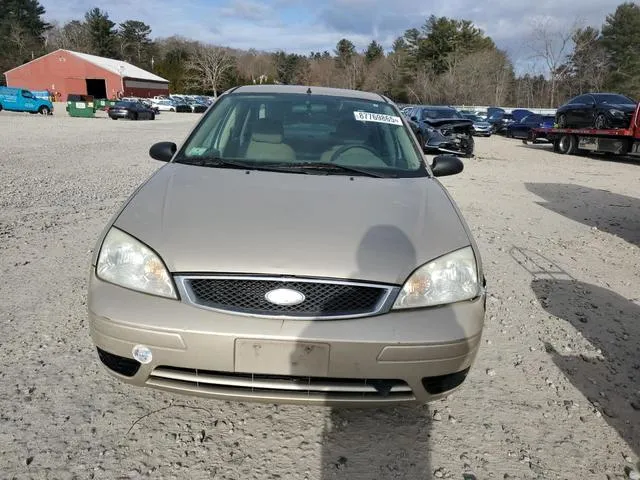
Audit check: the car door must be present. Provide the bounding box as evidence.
[580,95,597,127]
[570,94,596,127]
[563,95,585,126]
[21,90,36,111]
[521,114,542,137]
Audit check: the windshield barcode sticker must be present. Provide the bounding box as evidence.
[353,111,403,125]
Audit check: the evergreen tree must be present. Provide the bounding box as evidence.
[85,8,117,58]
[364,40,384,64]
[118,20,152,66]
[601,2,640,96]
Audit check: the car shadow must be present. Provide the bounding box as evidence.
[510,247,640,456]
[305,225,475,478]
[317,225,430,478]
[525,182,640,248]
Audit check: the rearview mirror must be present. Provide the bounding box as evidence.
[149,142,177,162]
[431,154,464,177]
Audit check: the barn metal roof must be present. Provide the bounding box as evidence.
[67,50,168,83]
[4,49,169,83]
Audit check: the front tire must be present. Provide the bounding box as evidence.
[461,134,475,157]
[38,106,50,115]
[594,113,608,129]
[557,113,567,128]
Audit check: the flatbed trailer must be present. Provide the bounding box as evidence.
[529,102,640,157]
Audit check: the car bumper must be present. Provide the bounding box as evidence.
[109,110,130,118]
[88,272,485,407]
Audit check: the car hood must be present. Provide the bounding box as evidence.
[606,103,636,112]
[473,121,491,127]
[112,163,472,285]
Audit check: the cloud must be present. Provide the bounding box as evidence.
[39,0,623,71]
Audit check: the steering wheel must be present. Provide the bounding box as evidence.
[328,144,380,163]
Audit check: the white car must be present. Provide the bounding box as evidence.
[152,100,177,112]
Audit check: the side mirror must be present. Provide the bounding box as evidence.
[149,141,177,162]
[431,154,464,177]
[411,116,418,122]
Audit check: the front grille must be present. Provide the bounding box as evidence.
[176,276,396,319]
[147,366,414,403]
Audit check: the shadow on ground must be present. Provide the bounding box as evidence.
[321,407,432,479]
[525,183,640,247]
[510,247,640,457]
[532,278,640,456]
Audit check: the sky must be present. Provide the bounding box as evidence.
[40,0,624,74]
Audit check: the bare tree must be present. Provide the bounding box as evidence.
[8,24,28,57]
[187,44,235,97]
[236,50,275,84]
[45,21,92,53]
[361,57,393,94]
[568,27,609,96]
[306,57,338,87]
[407,66,441,104]
[527,17,581,107]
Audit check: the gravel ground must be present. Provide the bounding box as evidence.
[1,109,639,480]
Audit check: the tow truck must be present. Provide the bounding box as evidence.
[527,102,640,157]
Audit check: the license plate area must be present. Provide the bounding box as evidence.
[234,339,330,377]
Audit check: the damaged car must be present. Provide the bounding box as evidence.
[406,105,475,157]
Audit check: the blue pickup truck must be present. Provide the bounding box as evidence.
[0,86,53,115]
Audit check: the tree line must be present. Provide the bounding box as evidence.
[1,0,640,107]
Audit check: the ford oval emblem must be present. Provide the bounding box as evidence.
[264,288,306,306]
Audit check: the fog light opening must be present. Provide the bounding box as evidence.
[421,367,470,395]
[132,345,153,364]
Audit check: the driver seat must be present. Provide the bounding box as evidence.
[320,117,386,166]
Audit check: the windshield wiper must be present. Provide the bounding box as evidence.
[176,156,294,173]
[276,162,392,178]
[176,157,392,177]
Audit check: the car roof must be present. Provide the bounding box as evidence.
[421,105,457,110]
[231,84,389,102]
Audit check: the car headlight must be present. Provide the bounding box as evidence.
[392,246,479,309]
[96,227,177,299]
[609,109,624,117]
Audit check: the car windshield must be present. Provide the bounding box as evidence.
[594,94,636,105]
[464,114,483,121]
[422,108,460,119]
[173,92,428,178]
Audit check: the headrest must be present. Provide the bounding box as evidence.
[335,117,370,143]
[250,119,284,144]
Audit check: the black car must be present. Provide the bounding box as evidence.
[505,114,556,140]
[406,105,475,157]
[555,93,637,129]
[186,100,207,113]
[486,111,514,134]
[108,101,156,120]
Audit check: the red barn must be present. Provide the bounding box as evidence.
[4,49,170,101]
